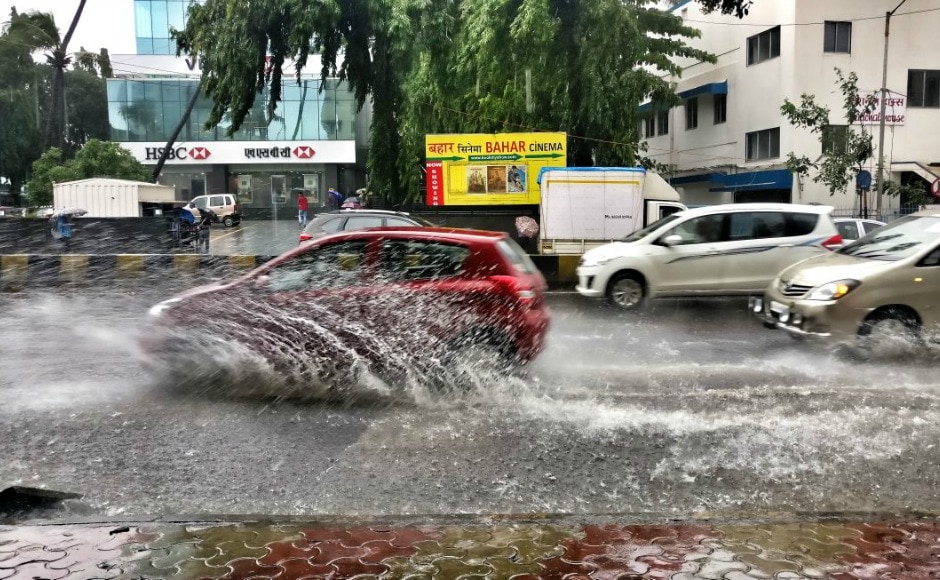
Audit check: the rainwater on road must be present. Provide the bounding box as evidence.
[1,285,938,520]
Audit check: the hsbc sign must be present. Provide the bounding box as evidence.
[126,140,355,165]
[143,146,211,161]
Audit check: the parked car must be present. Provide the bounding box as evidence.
[575,203,843,310]
[833,217,885,243]
[142,227,550,391]
[752,209,940,350]
[299,209,435,243]
[190,193,241,227]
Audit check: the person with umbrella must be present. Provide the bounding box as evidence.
[49,207,87,248]
[190,202,215,254]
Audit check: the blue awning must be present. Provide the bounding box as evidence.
[678,81,727,100]
[667,170,793,192]
[639,81,728,112]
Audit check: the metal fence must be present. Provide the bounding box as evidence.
[830,203,925,222]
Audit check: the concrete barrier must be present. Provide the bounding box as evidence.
[0,253,580,292]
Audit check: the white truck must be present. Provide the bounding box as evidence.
[53,178,177,217]
[537,167,687,254]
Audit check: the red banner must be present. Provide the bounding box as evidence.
[425,161,444,206]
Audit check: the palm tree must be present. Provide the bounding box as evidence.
[5,1,87,151]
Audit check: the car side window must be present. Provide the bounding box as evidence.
[209,195,224,207]
[378,240,471,281]
[345,216,384,230]
[785,213,818,236]
[320,217,344,233]
[385,218,416,227]
[918,245,940,267]
[728,212,787,240]
[861,221,884,235]
[192,197,207,209]
[666,214,726,245]
[265,240,368,291]
[836,221,860,240]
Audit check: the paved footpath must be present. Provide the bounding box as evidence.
[1,517,939,579]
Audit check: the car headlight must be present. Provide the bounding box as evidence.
[148,297,183,318]
[580,255,612,268]
[806,279,860,301]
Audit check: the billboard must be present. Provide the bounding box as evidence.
[425,132,566,205]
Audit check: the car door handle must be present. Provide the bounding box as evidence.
[778,243,795,247]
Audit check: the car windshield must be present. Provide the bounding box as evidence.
[838,215,940,261]
[621,213,682,242]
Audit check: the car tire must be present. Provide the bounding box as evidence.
[440,332,514,393]
[856,307,922,357]
[223,216,235,227]
[606,272,646,311]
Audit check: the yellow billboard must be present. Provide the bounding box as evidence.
[425,132,566,205]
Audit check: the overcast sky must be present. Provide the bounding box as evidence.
[0,0,136,54]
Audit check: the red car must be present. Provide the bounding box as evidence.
[142,228,550,392]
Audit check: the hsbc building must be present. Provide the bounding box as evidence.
[108,48,367,216]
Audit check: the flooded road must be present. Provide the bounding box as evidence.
[1,289,938,519]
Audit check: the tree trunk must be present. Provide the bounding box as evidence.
[152,79,203,183]
[43,0,87,152]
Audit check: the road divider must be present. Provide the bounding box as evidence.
[0,253,580,291]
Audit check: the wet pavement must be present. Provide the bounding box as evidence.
[1,518,939,578]
[206,220,308,257]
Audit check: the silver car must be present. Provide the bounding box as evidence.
[753,209,940,348]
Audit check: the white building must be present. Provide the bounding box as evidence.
[643,0,940,217]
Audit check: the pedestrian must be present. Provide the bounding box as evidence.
[327,187,345,210]
[193,202,212,254]
[297,190,309,227]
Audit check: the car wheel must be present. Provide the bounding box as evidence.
[223,216,235,227]
[856,307,922,357]
[440,334,514,393]
[606,272,645,311]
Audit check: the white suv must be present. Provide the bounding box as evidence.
[576,203,842,310]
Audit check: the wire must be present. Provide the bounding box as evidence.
[680,6,940,27]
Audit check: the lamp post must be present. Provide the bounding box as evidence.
[874,0,909,219]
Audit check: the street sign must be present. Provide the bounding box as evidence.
[856,170,872,191]
[932,178,940,199]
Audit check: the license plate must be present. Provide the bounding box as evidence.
[770,300,787,315]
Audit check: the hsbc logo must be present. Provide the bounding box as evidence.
[293,146,315,159]
[189,147,211,160]
[142,145,210,161]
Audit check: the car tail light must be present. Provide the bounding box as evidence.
[299,233,312,243]
[490,275,540,308]
[821,234,843,251]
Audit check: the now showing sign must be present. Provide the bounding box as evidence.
[856,93,906,126]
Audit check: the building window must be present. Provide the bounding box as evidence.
[908,69,940,107]
[713,93,727,124]
[747,26,780,66]
[824,21,852,53]
[822,125,849,155]
[685,98,698,130]
[643,117,656,138]
[656,110,669,136]
[745,127,780,161]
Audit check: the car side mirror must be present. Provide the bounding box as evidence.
[662,234,684,247]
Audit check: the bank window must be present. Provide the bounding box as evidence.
[714,94,727,124]
[657,110,669,136]
[822,125,849,155]
[745,127,780,161]
[908,70,940,108]
[747,26,780,66]
[824,21,852,53]
[685,97,698,130]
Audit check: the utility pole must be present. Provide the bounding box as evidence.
[874,0,908,219]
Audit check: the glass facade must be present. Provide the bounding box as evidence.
[135,0,194,55]
[107,78,359,142]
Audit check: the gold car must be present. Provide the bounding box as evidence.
[752,209,940,347]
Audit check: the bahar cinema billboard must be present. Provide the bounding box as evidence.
[425,132,567,206]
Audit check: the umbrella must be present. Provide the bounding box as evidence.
[515,216,539,238]
[51,207,87,218]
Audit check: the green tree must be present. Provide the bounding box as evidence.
[781,69,875,197]
[697,0,752,18]
[27,139,150,206]
[3,1,88,151]
[174,0,713,205]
